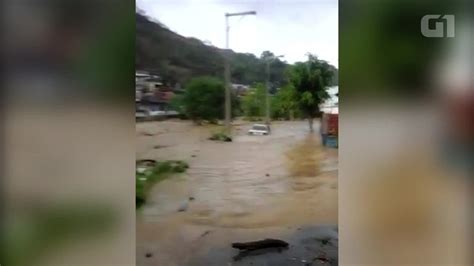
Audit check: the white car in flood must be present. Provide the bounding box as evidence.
[248,124,271,135]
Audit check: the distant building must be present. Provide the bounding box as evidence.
[135,70,179,119]
[320,86,338,114]
[173,82,185,94]
[231,83,250,96]
[136,71,162,91]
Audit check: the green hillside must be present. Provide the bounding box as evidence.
[136,12,337,87]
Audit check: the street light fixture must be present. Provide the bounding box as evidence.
[224,11,257,134]
[265,55,284,124]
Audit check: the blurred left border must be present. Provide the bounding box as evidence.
[2,0,135,265]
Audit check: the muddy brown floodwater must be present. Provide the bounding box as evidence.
[137,120,338,266]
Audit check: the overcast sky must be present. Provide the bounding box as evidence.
[137,0,338,67]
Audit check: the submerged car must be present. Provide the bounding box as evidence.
[248,124,271,135]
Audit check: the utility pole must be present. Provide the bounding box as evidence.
[265,55,284,124]
[265,60,271,124]
[224,11,256,134]
[224,14,231,134]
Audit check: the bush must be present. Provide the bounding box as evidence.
[154,161,172,174]
[170,160,189,172]
[209,131,232,142]
[136,160,189,208]
[136,178,146,208]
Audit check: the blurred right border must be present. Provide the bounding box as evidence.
[339,0,473,264]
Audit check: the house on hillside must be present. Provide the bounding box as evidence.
[136,71,163,91]
[231,83,250,96]
[136,70,179,118]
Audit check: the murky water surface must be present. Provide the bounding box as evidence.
[136,120,337,265]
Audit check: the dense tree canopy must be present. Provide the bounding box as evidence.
[171,77,239,123]
[241,83,266,119]
[271,85,300,120]
[288,54,334,131]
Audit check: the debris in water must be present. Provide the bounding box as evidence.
[265,173,270,177]
[153,145,167,149]
[145,252,153,258]
[316,237,331,245]
[189,196,195,201]
[313,251,331,264]
[209,132,232,142]
[232,239,289,251]
[314,256,330,263]
[200,230,212,238]
[177,202,188,212]
[136,159,157,167]
[233,247,287,261]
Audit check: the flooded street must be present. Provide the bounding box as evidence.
[136,120,338,265]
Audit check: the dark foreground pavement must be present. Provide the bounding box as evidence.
[188,225,338,266]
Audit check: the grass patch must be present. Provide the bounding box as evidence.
[136,160,189,209]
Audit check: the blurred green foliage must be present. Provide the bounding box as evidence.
[75,0,134,101]
[4,203,116,266]
[340,0,455,99]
